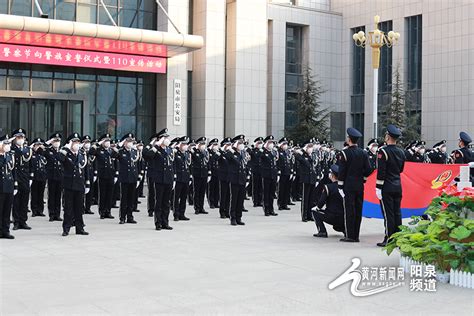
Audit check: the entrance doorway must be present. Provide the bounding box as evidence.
[0,97,83,141]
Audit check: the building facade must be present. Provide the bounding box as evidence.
[0,0,472,150]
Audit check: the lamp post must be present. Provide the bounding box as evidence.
[352,15,400,139]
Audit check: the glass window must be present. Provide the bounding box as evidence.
[34,0,54,17]
[117,83,136,115]
[96,114,117,136]
[285,24,304,131]
[56,0,76,21]
[116,115,136,136]
[99,5,118,25]
[406,15,422,91]
[137,116,154,142]
[330,112,346,142]
[88,114,96,138]
[286,25,302,74]
[378,21,393,94]
[285,92,298,130]
[8,77,29,91]
[75,81,96,113]
[138,10,154,30]
[97,81,117,114]
[137,83,154,116]
[54,79,74,93]
[121,0,137,9]
[119,8,138,28]
[0,0,7,14]
[351,26,365,95]
[31,77,52,92]
[10,0,31,16]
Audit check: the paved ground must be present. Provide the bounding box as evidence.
[1,195,472,315]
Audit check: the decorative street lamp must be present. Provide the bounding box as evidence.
[352,15,400,139]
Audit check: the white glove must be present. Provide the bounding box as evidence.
[85,187,90,195]
[338,189,345,198]
[207,176,211,182]
[29,180,32,187]
[113,177,118,184]
[314,181,319,187]
[172,181,176,190]
[136,181,141,188]
[376,188,383,200]
[60,149,67,156]
[93,176,97,183]
[469,162,474,168]
[311,206,319,212]
[13,189,18,196]
[277,176,280,183]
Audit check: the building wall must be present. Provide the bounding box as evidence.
[191,0,226,140]
[331,0,474,149]
[156,0,190,138]
[267,2,344,142]
[225,0,268,140]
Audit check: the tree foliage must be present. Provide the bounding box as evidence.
[286,67,329,145]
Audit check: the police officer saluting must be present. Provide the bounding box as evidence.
[89,134,116,219]
[260,135,279,217]
[375,125,405,247]
[44,133,63,222]
[143,128,174,231]
[225,135,247,226]
[30,138,47,217]
[191,137,209,215]
[452,132,473,182]
[217,138,232,219]
[337,128,373,242]
[112,133,140,225]
[295,139,318,222]
[58,133,89,236]
[207,138,220,209]
[11,128,33,231]
[250,137,264,207]
[427,140,448,164]
[173,136,191,221]
[81,135,96,215]
[277,137,292,211]
[0,135,16,239]
[365,138,378,170]
[311,164,345,238]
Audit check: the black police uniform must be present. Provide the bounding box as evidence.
[89,135,116,219]
[453,132,473,182]
[225,135,247,225]
[337,128,373,242]
[250,139,263,207]
[30,141,47,217]
[427,141,449,164]
[207,139,220,209]
[277,140,292,210]
[142,129,174,230]
[0,136,15,239]
[217,138,231,219]
[295,146,319,222]
[11,131,33,230]
[44,133,64,221]
[82,137,96,214]
[191,138,209,215]
[57,136,89,235]
[376,125,406,245]
[173,138,191,221]
[143,150,156,217]
[112,137,139,223]
[260,137,279,216]
[312,181,345,236]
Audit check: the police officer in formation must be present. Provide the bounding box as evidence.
[1,126,472,241]
[58,133,89,236]
[30,138,47,217]
[112,133,140,225]
[191,137,209,215]
[337,128,373,243]
[375,125,405,247]
[0,135,15,239]
[44,132,63,222]
[277,137,292,211]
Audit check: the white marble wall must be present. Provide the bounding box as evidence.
[331,0,474,149]
[191,0,226,140]
[267,2,344,141]
[225,0,268,140]
[156,0,190,138]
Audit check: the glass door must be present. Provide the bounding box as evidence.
[0,97,83,141]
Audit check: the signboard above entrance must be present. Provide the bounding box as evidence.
[0,43,166,73]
